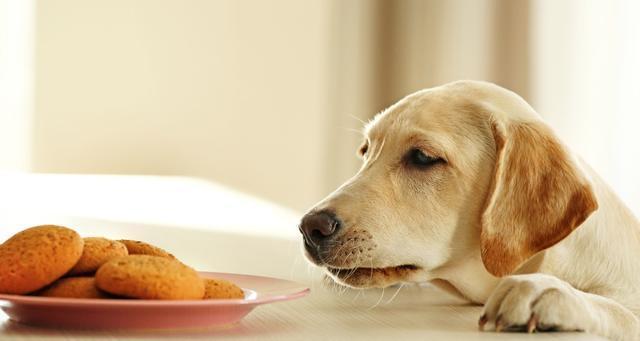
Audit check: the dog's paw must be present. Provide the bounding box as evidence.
[479,273,596,334]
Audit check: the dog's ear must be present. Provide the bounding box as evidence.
[480,119,598,277]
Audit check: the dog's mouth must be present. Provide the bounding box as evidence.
[327,264,419,276]
[325,264,420,287]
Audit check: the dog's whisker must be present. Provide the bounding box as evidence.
[324,241,348,265]
[306,262,313,279]
[351,288,363,303]
[318,239,345,262]
[348,113,367,126]
[336,256,359,291]
[339,282,348,296]
[290,248,302,280]
[368,287,385,310]
[341,127,364,136]
[384,283,404,305]
[343,262,358,282]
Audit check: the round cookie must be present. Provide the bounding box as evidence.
[68,237,128,275]
[117,240,176,260]
[0,225,84,294]
[202,278,244,299]
[95,255,204,300]
[37,277,110,299]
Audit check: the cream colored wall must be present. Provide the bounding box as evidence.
[33,0,341,211]
[530,0,640,213]
[379,0,530,104]
[31,0,564,213]
[25,0,640,217]
[386,0,496,97]
[0,0,33,171]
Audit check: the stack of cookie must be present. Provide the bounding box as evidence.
[0,225,244,300]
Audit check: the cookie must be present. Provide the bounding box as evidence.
[0,225,84,294]
[67,237,128,275]
[37,277,110,299]
[95,255,204,300]
[202,278,244,299]
[117,240,176,260]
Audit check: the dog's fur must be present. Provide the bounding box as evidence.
[300,81,640,340]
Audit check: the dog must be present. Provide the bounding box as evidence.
[298,81,640,340]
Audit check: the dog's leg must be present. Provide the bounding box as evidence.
[478,273,639,341]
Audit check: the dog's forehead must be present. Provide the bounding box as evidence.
[365,89,471,142]
[364,81,541,143]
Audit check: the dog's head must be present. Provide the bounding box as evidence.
[299,80,598,288]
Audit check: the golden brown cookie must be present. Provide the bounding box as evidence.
[95,255,204,300]
[0,225,84,294]
[202,278,244,299]
[37,277,110,299]
[117,240,176,260]
[67,237,128,275]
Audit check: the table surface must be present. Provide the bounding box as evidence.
[0,174,606,340]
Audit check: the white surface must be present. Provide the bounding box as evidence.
[0,173,300,240]
[0,174,605,340]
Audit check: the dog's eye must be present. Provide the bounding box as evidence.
[406,149,443,168]
[358,143,369,157]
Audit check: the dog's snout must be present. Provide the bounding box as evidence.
[299,210,341,248]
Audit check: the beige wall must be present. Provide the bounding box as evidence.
[530,0,640,212]
[377,0,531,104]
[30,0,533,211]
[0,0,33,171]
[33,0,341,211]
[17,0,640,215]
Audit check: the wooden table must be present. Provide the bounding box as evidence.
[0,175,605,340]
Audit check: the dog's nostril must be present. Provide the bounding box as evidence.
[310,230,325,243]
[299,210,342,247]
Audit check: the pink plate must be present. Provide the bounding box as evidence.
[0,272,309,330]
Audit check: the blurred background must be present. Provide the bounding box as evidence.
[1,0,639,214]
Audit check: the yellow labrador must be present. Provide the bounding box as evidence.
[299,81,640,340]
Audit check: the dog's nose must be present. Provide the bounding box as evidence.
[299,210,341,247]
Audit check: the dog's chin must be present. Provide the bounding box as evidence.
[324,264,420,288]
